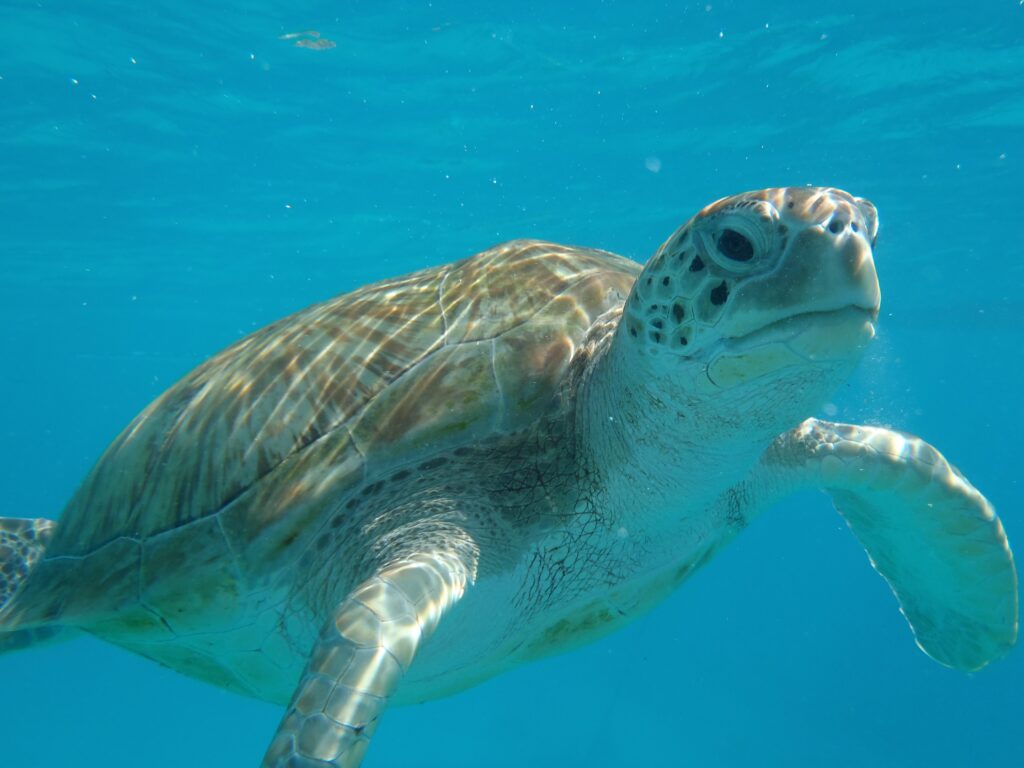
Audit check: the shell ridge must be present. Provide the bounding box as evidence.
[489,337,507,429]
[444,269,629,346]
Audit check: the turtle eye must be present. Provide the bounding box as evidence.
[717,229,754,262]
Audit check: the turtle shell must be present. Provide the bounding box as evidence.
[11,240,639,631]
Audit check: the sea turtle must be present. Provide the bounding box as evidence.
[0,187,1016,767]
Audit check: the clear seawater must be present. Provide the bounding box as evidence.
[1,1,1022,766]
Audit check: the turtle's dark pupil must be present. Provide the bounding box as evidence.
[718,229,754,262]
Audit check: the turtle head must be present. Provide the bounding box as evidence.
[619,186,880,435]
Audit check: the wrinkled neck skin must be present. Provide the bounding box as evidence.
[578,320,851,537]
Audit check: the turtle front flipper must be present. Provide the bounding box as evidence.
[762,418,1017,672]
[262,550,474,768]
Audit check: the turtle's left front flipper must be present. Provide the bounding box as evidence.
[262,550,474,768]
[762,418,1017,672]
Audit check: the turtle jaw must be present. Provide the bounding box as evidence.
[702,305,877,390]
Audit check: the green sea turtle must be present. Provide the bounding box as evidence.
[0,187,1016,767]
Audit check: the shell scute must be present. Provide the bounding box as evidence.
[349,340,500,467]
[217,433,366,580]
[140,515,244,634]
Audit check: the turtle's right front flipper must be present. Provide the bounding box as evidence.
[761,419,1017,672]
[262,549,474,768]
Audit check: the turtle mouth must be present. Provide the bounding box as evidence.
[700,306,876,390]
[728,304,876,336]
[720,305,877,361]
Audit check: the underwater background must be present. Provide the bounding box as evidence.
[1,1,1022,765]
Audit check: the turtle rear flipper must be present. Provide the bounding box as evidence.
[763,419,1018,672]
[0,517,70,652]
[0,517,56,612]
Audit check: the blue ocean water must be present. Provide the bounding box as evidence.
[1,1,1022,765]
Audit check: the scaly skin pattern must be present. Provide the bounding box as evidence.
[0,187,1015,767]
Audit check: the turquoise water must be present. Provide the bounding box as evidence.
[2,1,1022,765]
